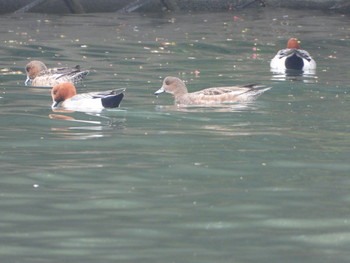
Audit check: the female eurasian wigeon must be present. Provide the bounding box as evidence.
[154,76,271,106]
[270,38,316,72]
[51,83,124,111]
[25,60,89,87]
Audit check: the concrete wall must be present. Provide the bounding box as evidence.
[1,0,349,14]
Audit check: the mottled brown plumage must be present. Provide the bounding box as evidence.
[25,60,89,87]
[155,76,271,105]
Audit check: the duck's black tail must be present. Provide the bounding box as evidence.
[101,93,124,108]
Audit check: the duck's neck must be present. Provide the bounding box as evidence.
[173,81,188,97]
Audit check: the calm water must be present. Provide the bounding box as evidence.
[1,8,350,263]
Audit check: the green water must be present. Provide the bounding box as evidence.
[1,8,350,263]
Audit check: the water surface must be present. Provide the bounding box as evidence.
[1,8,350,263]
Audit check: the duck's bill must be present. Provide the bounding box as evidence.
[24,77,32,86]
[51,101,59,108]
[154,87,164,95]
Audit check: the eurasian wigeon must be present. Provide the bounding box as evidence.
[270,38,316,73]
[154,76,271,106]
[51,83,124,111]
[25,60,89,87]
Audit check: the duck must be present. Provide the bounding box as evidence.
[270,38,316,72]
[51,82,124,111]
[154,76,271,106]
[25,60,89,87]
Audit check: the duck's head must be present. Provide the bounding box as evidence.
[51,82,77,107]
[25,60,48,85]
[154,76,188,96]
[287,38,301,49]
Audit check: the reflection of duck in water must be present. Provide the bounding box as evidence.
[270,38,316,73]
[51,83,124,112]
[25,60,89,86]
[155,76,270,106]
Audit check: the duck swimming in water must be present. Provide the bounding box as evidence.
[154,76,271,106]
[51,83,124,112]
[270,38,316,73]
[25,60,89,87]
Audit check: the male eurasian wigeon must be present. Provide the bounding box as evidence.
[25,60,89,87]
[270,38,316,72]
[51,82,124,111]
[154,76,271,106]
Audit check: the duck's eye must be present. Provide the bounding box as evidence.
[26,66,31,72]
[165,80,170,85]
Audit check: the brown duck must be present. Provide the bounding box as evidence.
[155,76,271,105]
[25,60,89,87]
